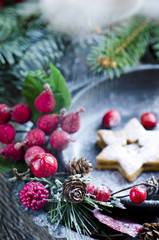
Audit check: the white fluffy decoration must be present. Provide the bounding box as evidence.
[39,0,144,36]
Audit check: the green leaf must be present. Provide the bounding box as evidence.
[22,63,71,123]
[0,155,27,173]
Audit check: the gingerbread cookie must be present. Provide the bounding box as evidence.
[96,118,159,182]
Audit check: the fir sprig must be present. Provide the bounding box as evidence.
[151,22,159,60]
[87,16,151,78]
[28,176,124,239]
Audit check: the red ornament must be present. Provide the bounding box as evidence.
[31,153,58,178]
[140,112,157,129]
[102,109,120,128]
[94,186,110,202]
[130,186,147,204]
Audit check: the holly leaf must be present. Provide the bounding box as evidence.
[93,209,142,237]
[22,63,71,123]
[0,155,27,172]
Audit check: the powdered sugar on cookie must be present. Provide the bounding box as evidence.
[96,118,159,182]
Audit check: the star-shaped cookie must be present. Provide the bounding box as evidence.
[96,118,159,182]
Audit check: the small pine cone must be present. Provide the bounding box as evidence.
[139,223,159,240]
[68,157,93,175]
[62,177,86,203]
[146,176,159,197]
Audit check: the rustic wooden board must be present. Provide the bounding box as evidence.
[0,173,66,240]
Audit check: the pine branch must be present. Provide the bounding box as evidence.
[0,72,21,105]
[151,22,159,59]
[87,16,151,79]
[0,9,21,42]
[15,35,65,77]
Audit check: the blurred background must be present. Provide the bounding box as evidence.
[0,0,159,106]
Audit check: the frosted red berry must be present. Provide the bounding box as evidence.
[11,103,32,124]
[20,181,49,210]
[24,146,45,166]
[0,142,24,162]
[94,186,110,202]
[102,109,120,128]
[15,129,46,150]
[140,112,157,130]
[49,129,74,151]
[86,185,95,195]
[35,84,56,113]
[31,153,58,178]
[61,107,85,134]
[130,186,147,204]
[0,104,11,124]
[0,124,15,143]
[37,114,59,134]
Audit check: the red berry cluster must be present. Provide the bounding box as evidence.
[0,103,32,162]
[20,181,49,210]
[0,83,84,178]
[102,109,157,130]
[86,184,147,204]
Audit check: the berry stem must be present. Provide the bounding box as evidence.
[58,108,66,122]
[43,83,52,93]
[15,140,28,149]
[76,107,85,115]
[10,168,31,182]
[111,182,157,196]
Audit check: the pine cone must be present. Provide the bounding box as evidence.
[139,223,159,240]
[146,176,159,197]
[68,157,93,175]
[62,177,86,203]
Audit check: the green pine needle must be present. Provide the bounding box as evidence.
[16,35,64,77]
[29,176,124,239]
[151,22,159,59]
[87,16,151,79]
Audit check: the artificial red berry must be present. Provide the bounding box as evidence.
[0,104,11,124]
[49,129,75,151]
[61,107,85,134]
[86,185,95,195]
[140,112,157,130]
[0,142,24,162]
[130,186,147,204]
[94,186,110,202]
[37,114,59,134]
[15,129,46,149]
[11,103,32,124]
[102,109,120,128]
[35,84,56,113]
[0,124,15,143]
[31,153,58,178]
[20,181,49,210]
[24,146,45,166]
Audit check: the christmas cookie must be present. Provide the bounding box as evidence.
[96,118,159,182]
